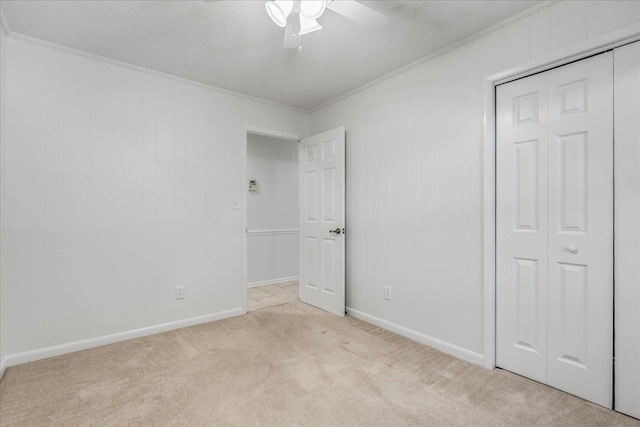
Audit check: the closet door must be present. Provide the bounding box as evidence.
[546,53,613,408]
[496,73,549,384]
[614,41,640,420]
[496,52,613,408]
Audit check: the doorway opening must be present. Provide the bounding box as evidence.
[242,125,346,316]
[244,129,301,312]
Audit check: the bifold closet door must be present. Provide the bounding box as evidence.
[497,52,613,408]
[496,72,549,385]
[614,41,640,420]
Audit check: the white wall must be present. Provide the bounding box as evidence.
[0,35,308,370]
[310,0,640,363]
[247,134,298,286]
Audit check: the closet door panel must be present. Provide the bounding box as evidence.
[496,73,549,384]
[614,41,640,419]
[546,52,613,409]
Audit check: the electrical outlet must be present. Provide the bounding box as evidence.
[175,286,185,300]
[384,286,392,301]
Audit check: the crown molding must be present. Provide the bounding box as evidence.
[4,30,308,115]
[309,0,561,113]
[0,10,11,36]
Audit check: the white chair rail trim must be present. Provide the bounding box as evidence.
[246,228,299,236]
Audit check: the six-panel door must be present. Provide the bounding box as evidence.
[546,54,613,408]
[299,127,346,316]
[496,53,613,408]
[496,72,549,384]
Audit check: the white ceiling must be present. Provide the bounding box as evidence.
[1,0,539,111]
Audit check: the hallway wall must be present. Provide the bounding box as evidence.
[247,134,299,286]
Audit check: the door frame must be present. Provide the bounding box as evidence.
[241,126,303,314]
[482,23,640,370]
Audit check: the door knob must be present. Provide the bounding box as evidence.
[567,245,578,254]
[329,228,341,235]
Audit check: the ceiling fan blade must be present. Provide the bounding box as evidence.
[327,0,388,28]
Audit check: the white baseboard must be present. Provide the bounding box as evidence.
[0,307,244,378]
[346,307,484,366]
[248,276,298,288]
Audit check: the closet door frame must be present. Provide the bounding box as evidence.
[481,26,640,372]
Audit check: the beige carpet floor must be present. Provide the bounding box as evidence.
[0,301,638,427]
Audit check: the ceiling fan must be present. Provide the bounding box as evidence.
[265,0,388,49]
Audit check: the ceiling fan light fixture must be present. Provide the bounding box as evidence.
[299,0,327,20]
[299,15,322,35]
[266,0,294,28]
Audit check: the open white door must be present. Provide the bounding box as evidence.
[299,127,345,316]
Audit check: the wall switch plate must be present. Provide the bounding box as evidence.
[232,199,240,210]
[175,286,185,300]
[384,286,392,301]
